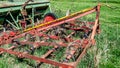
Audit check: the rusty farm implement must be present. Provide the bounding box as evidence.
[0,0,101,68]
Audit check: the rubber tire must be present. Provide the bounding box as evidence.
[43,13,57,22]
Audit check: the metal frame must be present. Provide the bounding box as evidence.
[0,4,101,68]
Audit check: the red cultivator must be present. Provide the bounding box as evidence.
[0,3,101,68]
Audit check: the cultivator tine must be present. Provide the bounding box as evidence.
[25,44,35,54]
[0,4,101,68]
[36,46,59,67]
[66,9,70,16]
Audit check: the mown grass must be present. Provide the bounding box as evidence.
[0,0,120,68]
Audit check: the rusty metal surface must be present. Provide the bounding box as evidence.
[0,48,74,68]
[0,4,101,68]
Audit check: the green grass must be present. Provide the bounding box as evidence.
[49,1,120,68]
[0,0,120,68]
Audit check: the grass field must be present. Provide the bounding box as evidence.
[50,1,120,68]
[0,0,120,68]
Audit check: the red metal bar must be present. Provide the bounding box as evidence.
[91,4,101,40]
[73,39,91,67]
[0,4,101,68]
[0,48,74,68]
[0,6,97,45]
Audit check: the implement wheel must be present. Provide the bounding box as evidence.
[43,13,57,22]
